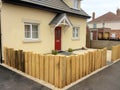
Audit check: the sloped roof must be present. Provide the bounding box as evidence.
[89,12,120,23]
[3,0,90,18]
[49,13,72,26]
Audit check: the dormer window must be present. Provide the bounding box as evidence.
[74,0,79,9]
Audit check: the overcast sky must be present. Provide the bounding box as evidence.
[81,0,120,20]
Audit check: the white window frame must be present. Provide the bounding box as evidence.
[93,23,97,28]
[74,0,79,9]
[24,23,39,42]
[72,26,80,40]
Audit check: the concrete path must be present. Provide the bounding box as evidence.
[67,60,120,90]
[0,65,51,90]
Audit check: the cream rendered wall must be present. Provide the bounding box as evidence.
[88,21,120,29]
[61,16,87,50]
[1,3,56,53]
[1,3,87,54]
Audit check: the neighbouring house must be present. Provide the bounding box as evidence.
[88,9,120,40]
[0,0,90,55]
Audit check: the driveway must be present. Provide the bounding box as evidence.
[0,65,51,90]
[67,60,120,90]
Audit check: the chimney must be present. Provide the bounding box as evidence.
[116,8,120,16]
[92,12,95,20]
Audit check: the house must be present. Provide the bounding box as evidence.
[0,0,90,54]
[88,9,120,40]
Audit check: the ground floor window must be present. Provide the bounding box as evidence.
[24,23,39,40]
[73,27,80,39]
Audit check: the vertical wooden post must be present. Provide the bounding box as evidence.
[25,52,29,74]
[76,55,79,80]
[79,54,83,78]
[66,56,71,85]
[89,52,92,73]
[36,54,40,79]
[4,47,7,64]
[12,49,15,68]
[103,48,107,66]
[31,53,36,77]
[91,51,94,72]
[7,48,11,66]
[39,55,44,80]
[54,56,60,88]
[49,55,54,85]
[85,53,89,75]
[71,55,76,82]
[59,56,66,88]
[82,54,86,76]
[28,52,32,76]
[44,55,49,82]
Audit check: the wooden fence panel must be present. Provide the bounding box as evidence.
[4,47,108,89]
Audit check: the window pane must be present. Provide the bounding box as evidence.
[73,28,75,37]
[32,24,38,38]
[25,25,31,38]
[76,29,78,37]
[73,27,79,38]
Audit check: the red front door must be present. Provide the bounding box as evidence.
[55,27,61,50]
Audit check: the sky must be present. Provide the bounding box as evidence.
[81,0,120,20]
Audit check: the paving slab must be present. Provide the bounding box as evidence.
[67,60,120,90]
[0,65,51,90]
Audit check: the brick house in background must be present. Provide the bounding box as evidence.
[88,9,120,40]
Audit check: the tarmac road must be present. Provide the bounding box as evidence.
[67,61,120,90]
[1,60,120,90]
[0,65,51,90]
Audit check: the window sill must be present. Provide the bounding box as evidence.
[72,38,80,41]
[23,39,41,43]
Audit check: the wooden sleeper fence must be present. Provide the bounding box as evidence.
[4,47,107,88]
[112,45,120,61]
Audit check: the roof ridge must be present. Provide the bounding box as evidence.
[88,11,120,23]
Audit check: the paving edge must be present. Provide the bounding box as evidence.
[0,59,120,90]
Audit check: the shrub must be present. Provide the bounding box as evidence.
[68,48,73,52]
[52,50,58,55]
